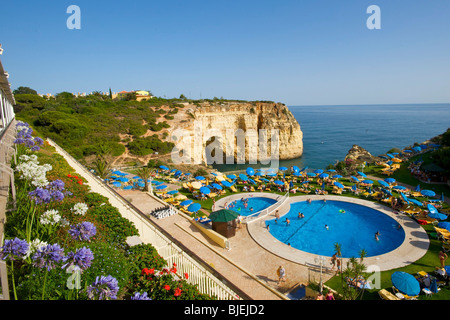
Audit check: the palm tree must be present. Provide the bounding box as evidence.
[136,166,152,192]
[93,154,112,180]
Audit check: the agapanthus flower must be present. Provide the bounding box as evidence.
[32,243,64,271]
[68,222,96,241]
[16,158,52,187]
[86,275,119,300]
[131,292,151,300]
[0,238,29,261]
[24,239,48,260]
[14,121,44,152]
[29,180,65,204]
[71,202,89,216]
[39,209,61,225]
[62,247,94,271]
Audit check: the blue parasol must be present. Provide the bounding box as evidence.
[159,165,169,170]
[156,185,167,190]
[180,200,193,206]
[384,178,396,184]
[167,190,178,195]
[112,182,121,187]
[319,173,329,179]
[279,167,288,171]
[362,180,373,185]
[421,190,436,197]
[351,176,360,182]
[438,222,450,231]
[292,166,300,173]
[427,203,439,214]
[227,174,236,180]
[400,192,409,204]
[393,185,407,191]
[188,203,201,213]
[332,174,343,179]
[274,180,284,185]
[211,183,223,190]
[408,199,423,206]
[246,167,255,176]
[334,182,344,189]
[357,171,367,178]
[200,186,211,194]
[195,176,205,181]
[222,181,232,187]
[239,173,248,181]
[314,169,324,174]
[378,180,389,187]
[123,185,133,190]
[428,212,447,220]
[391,272,420,296]
[415,184,421,192]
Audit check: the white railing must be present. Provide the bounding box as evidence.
[47,138,241,300]
[244,191,290,224]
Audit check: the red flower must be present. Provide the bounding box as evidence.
[164,285,170,291]
[142,268,155,276]
[174,288,182,297]
[184,273,189,279]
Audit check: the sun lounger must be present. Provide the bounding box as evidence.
[230,186,238,192]
[435,227,450,241]
[378,289,401,300]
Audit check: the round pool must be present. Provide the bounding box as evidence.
[227,197,277,217]
[265,200,405,258]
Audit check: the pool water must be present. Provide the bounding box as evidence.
[227,197,277,217]
[266,200,405,258]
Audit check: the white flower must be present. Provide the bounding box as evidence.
[71,202,89,216]
[40,209,61,225]
[15,156,52,187]
[24,239,48,260]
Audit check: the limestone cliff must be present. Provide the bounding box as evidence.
[169,101,303,165]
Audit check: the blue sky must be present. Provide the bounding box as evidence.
[1,0,449,106]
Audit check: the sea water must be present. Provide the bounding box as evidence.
[213,103,450,172]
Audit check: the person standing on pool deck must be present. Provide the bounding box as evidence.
[439,250,448,268]
[277,266,286,285]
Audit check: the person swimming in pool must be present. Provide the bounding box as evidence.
[375,231,380,241]
[325,224,329,230]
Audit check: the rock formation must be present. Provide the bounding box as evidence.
[168,101,303,165]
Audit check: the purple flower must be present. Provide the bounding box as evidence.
[29,187,51,204]
[51,179,65,190]
[68,222,97,241]
[32,243,64,271]
[29,180,66,204]
[62,247,94,271]
[86,275,119,300]
[13,138,25,145]
[34,137,44,146]
[0,238,29,261]
[131,292,151,300]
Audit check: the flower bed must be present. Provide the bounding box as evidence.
[0,121,213,300]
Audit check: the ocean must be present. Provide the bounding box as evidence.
[213,103,450,172]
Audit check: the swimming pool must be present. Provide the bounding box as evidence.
[227,197,277,217]
[265,200,405,258]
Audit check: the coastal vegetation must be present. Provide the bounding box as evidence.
[13,88,183,160]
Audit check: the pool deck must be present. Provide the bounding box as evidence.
[244,194,430,271]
